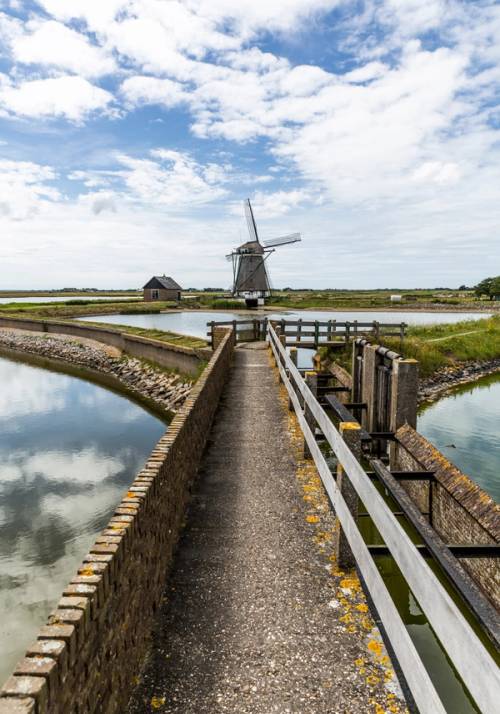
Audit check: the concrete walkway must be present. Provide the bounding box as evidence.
[127,348,406,714]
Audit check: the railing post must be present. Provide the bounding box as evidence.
[304,371,317,458]
[373,320,380,340]
[327,319,332,342]
[297,318,302,343]
[278,333,286,383]
[289,348,298,410]
[400,322,406,341]
[361,344,379,434]
[336,422,361,570]
[345,321,350,344]
[210,321,215,349]
[390,359,419,468]
[314,320,319,348]
[351,340,362,403]
[232,320,237,343]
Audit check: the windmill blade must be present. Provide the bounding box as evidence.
[263,232,301,248]
[225,253,235,261]
[244,199,259,243]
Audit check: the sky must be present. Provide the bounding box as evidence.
[0,0,499,290]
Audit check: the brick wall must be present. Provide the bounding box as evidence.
[0,329,235,714]
[393,424,500,608]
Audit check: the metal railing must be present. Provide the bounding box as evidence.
[268,323,500,714]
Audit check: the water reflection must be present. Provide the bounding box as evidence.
[419,373,500,502]
[0,354,166,682]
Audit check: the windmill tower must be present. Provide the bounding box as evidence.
[227,199,301,308]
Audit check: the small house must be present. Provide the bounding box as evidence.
[143,276,182,302]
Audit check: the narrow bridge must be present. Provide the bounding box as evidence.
[1,319,498,714]
[127,324,499,714]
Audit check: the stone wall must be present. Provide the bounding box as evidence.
[0,329,235,714]
[393,424,500,608]
[0,316,211,376]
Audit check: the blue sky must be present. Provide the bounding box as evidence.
[0,0,499,289]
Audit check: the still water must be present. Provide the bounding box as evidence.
[79,309,490,339]
[0,354,166,682]
[0,296,139,304]
[419,372,500,503]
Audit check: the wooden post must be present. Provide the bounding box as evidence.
[336,422,361,569]
[345,321,350,344]
[298,318,302,343]
[400,322,406,341]
[351,340,362,404]
[304,371,317,458]
[278,334,286,382]
[327,319,332,342]
[361,344,379,434]
[210,320,215,349]
[314,321,319,348]
[374,321,380,340]
[389,358,419,468]
[289,348,298,410]
[232,320,237,343]
[353,320,358,338]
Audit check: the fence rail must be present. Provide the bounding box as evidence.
[207,318,406,348]
[268,323,500,714]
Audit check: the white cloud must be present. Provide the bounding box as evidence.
[120,75,188,109]
[0,75,113,121]
[116,149,228,206]
[12,20,116,77]
[0,159,60,219]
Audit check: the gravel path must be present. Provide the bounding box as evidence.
[127,348,406,714]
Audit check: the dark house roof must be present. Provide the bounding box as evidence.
[143,276,182,291]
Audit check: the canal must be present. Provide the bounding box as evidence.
[79,309,490,339]
[418,372,500,503]
[0,353,166,683]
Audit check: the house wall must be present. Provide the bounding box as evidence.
[143,288,180,302]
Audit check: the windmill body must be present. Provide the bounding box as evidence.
[227,199,301,308]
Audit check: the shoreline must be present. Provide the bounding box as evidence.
[418,358,500,404]
[0,329,193,415]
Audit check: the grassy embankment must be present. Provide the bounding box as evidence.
[321,315,500,377]
[0,300,206,349]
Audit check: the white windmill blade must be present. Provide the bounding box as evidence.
[244,198,259,243]
[263,232,301,248]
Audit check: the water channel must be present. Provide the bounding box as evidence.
[79,309,490,339]
[418,372,500,503]
[0,353,166,683]
[0,296,139,304]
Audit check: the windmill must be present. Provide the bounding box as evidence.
[226,199,301,308]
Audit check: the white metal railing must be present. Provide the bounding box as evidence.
[268,324,500,714]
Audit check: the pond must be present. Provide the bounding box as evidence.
[0,296,140,304]
[0,353,166,683]
[78,309,490,340]
[418,372,500,503]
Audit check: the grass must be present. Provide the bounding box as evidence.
[321,315,500,377]
[80,320,207,349]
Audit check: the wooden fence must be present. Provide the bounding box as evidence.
[268,323,500,714]
[207,318,406,348]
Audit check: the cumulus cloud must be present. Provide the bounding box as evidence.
[0,75,113,121]
[12,20,116,77]
[0,159,60,219]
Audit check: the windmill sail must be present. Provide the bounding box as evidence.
[244,198,259,244]
[263,232,301,248]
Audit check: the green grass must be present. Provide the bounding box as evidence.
[321,316,500,377]
[80,320,207,349]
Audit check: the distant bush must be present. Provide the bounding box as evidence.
[211,299,244,309]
